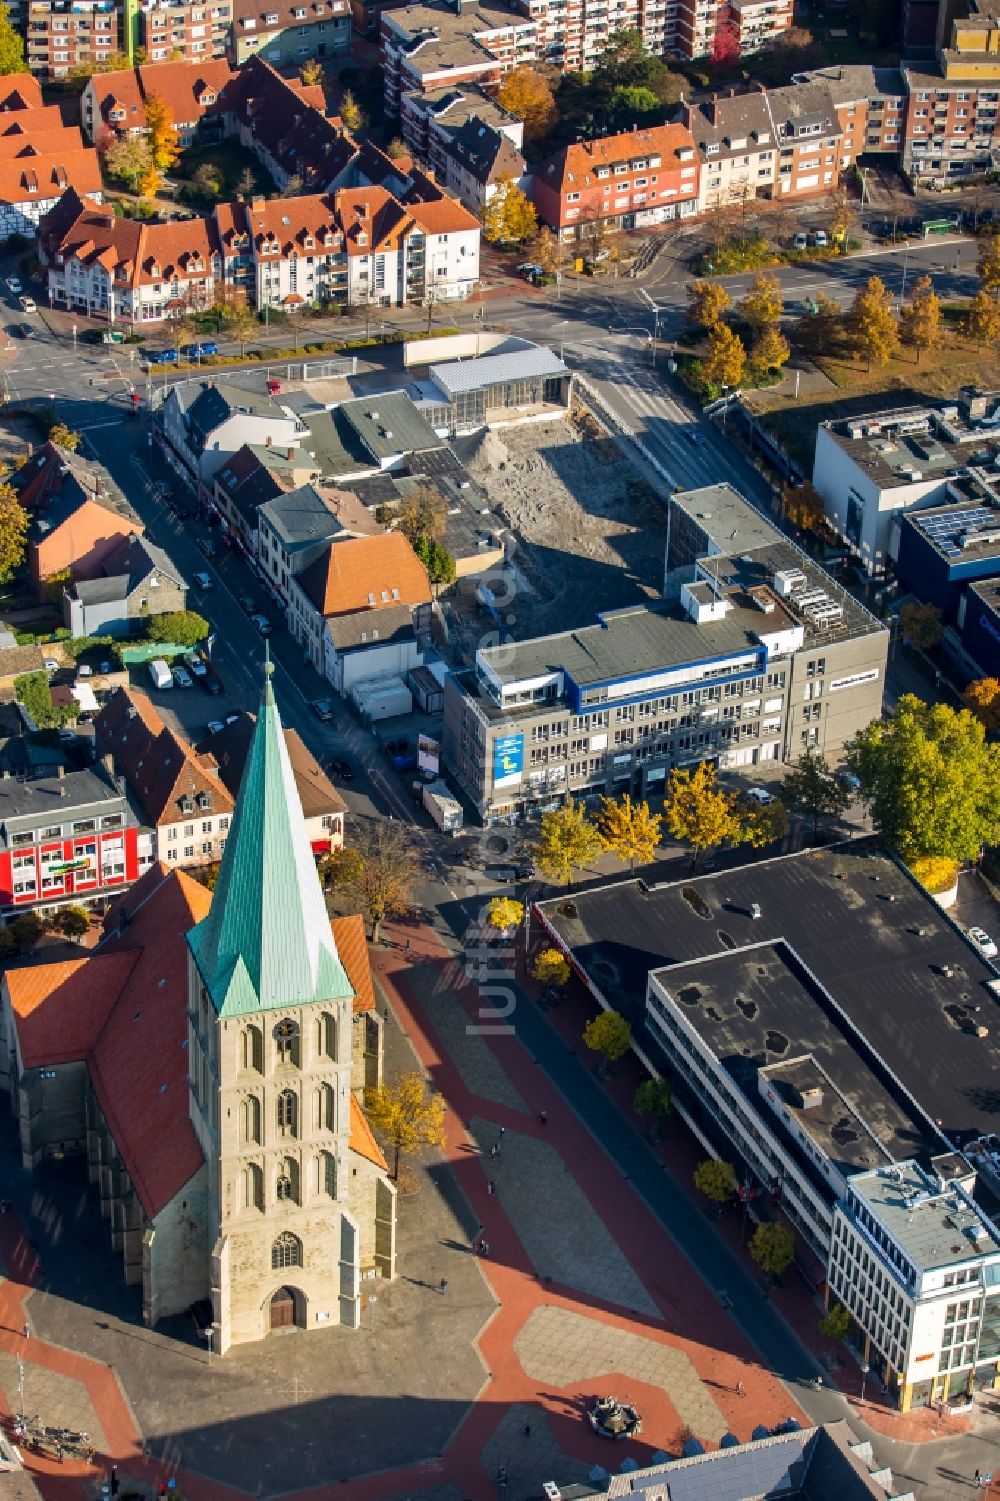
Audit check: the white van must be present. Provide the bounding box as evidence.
[148,658,172,690]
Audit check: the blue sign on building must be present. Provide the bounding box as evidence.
[493,733,524,783]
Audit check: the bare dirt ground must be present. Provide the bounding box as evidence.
[450,406,668,645]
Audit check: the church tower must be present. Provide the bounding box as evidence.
[185,659,364,1352]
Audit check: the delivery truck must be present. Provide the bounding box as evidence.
[422,780,463,834]
[148,658,172,690]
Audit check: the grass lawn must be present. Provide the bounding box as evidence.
[748,330,1000,470]
[175,140,274,201]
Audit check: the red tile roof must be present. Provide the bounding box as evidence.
[6,951,140,1069]
[539,121,699,195]
[331,913,375,1015]
[350,1093,388,1171]
[0,74,43,110]
[96,686,234,827]
[298,531,432,617]
[0,145,101,208]
[88,59,235,132]
[41,193,222,292]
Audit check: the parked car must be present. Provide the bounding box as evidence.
[200,672,223,696]
[6,275,22,294]
[812,229,829,247]
[968,926,998,960]
[43,658,58,672]
[18,295,36,313]
[684,426,706,446]
[207,719,225,735]
[224,712,241,727]
[197,538,217,559]
[147,347,179,365]
[180,341,219,359]
[792,233,808,251]
[238,593,258,614]
[485,862,534,884]
[192,570,213,589]
[14,322,35,339]
[266,377,282,395]
[745,786,774,805]
[310,698,335,721]
[184,651,207,677]
[250,612,272,636]
[331,757,354,781]
[77,663,93,678]
[171,664,193,688]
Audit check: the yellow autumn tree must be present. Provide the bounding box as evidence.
[846,275,899,370]
[964,677,1000,734]
[481,177,538,245]
[738,270,782,335]
[497,66,559,140]
[364,1070,446,1180]
[664,761,739,866]
[685,278,730,332]
[978,233,1000,299]
[143,92,179,173]
[340,89,363,132]
[533,947,571,988]
[703,321,746,389]
[531,798,603,886]
[595,793,661,874]
[488,895,524,932]
[750,324,790,374]
[900,275,940,366]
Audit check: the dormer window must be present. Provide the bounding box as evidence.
[179,795,194,815]
[356,230,367,245]
[196,790,212,810]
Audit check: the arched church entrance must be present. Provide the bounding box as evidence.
[269,1286,305,1330]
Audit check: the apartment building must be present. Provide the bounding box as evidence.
[531,122,699,239]
[727,0,792,54]
[811,394,1000,574]
[81,59,235,145]
[801,65,906,165]
[400,86,524,168]
[443,485,885,823]
[536,840,1000,1410]
[381,0,535,115]
[135,0,233,60]
[95,687,235,870]
[230,0,351,65]
[26,0,118,80]
[898,0,1000,183]
[256,482,375,604]
[684,82,843,211]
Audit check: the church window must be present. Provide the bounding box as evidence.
[275,1156,299,1203]
[241,1094,261,1145]
[317,1150,337,1198]
[241,1162,263,1210]
[242,1024,263,1073]
[271,1231,302,1269]
[315,1011,336,1060]
[314,1082,335,1132]
[274,1017,300,1066]
[277,1088,297,1136]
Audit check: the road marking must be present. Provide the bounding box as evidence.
[78,419,125,431]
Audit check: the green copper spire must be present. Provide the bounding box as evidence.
[187,654,353,1017]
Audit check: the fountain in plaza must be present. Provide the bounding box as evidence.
[587,1395,643,1440]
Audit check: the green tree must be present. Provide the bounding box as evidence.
[899,600,943,649]
[497,66,559,140]
[385,136,408,160]
[846,694,1000,865]
[964,288,1000,349]
[781,749,851,840]
[818,1303,851,1342]
[900,275,940,366]
[50,905,90,940]
[488,895,524,932]
[533,946,571,988]
[340,89,363,132]
[15,671,74,729]
[105,133,154,193]
[218,298,258,354]
[364,1069,446,1180]
[0,484,29,584]
[144,92,179,174]
[325,817,419,941]
[235,165,257,199]
[693,1158,737,1205]
[583,1008,631,1075]
[532,798,603,885]
[703,321,746,388]
[191,162,224,201]
[48,421,81,451]
[397,483,446,544]
[592,26,683,105]
[735,796,789,849]
[686,278,731,332]
[595,793,661,874]
[664,761,738,867]
[481,176,538,245]
[847,275,899,370]
[749,324,790,375]
[414,535,456,591]
[750,1221,795,1279]
[0,8,27,72]
[978,233,1000,300]
[607,83,660,127]
[146,609,209,647]
[739,270,783,336]
[11,911,43,953]
[634,1077,672,1138]
[964,677,1000,734]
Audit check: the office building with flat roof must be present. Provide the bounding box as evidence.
[535,839,1000,1410]
[442,485,886,823]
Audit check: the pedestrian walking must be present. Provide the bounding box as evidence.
[489,1142,499,1159]
[523,1423,531,1438]
[539,1110,548,1125]
[0,1199,8,1214]
[498,1125,505,1139]
[736,1381,746,1397]
[976,1472,982,1489]
[439,1278,448,1295]
[22,1322,29,1340]
[488,1179,496,1196]
[110,1464,120,1497]
[405,939,411,953]
[481,1240,490,1256]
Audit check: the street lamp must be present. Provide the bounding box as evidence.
[496,1463,508,1501]
[859,1360,870,1404]
[900,244,911,308]
[201,1323,215,1366]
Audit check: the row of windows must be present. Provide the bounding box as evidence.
[240,1083,336,1143]
[241,1153,337,1213]
[240,1015,338,1072]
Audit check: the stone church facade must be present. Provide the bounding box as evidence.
[0,663,396,1351]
